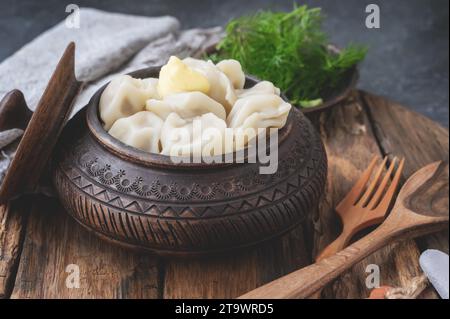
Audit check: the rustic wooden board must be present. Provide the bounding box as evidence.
[0,200,29,298]
[10,197,161,299]
[307,92,427,299]
[361,92,449,177]
[3,91,448,299]
[361,91,449,255]
[163,225,311,298]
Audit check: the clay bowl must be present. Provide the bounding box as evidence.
[296,45,359,114]
[52,66,328,256]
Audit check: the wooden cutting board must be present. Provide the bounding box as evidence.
[0,90,448,299]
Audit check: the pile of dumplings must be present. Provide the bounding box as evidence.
[99,56,292,157]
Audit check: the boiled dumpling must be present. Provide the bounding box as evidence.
[160,112,232,157]
[216,59,245,90]
[108,111,163,153]
[100,75,159,130]
[146,91,226,121]
[236,81,281,98]
[157,56,210,98]
[227,94,291,130]
[183,58,237,113]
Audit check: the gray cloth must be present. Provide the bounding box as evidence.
[75,27,222,116]
[0,129,23,181]
[0,7,223,187]
[0,8,179,111]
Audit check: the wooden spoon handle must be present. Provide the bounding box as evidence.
[239,223,399,299]
[315,230,351,262]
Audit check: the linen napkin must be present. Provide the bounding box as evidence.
[0,7,223,186]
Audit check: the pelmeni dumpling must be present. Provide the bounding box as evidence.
[146,91,226,121]
[236,81,281,98]
[108,111,163,153]
[227,94,291,130]
[161,112,232,157]
[216,59,245,90]
[100,75,159,130]
[183,58,237,113]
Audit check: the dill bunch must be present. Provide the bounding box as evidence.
[211,5,367,107]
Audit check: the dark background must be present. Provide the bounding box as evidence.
[0,0,448,126]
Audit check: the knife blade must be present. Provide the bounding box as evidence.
[420,249,449,299]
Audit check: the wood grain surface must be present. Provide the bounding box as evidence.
[163,224,311,298]
[362,91,449,278]
[10,197,162,299]
[0,200,29,298]
[1,91,448,299]
[240,161,448,298]
[313,93,436,299]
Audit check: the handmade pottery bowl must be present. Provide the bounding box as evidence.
[52,66,328,256]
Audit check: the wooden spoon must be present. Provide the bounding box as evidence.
[240,161,449,299]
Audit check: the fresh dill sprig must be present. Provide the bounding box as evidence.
[211,5,367,107]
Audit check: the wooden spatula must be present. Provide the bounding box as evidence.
[0,42,81,203]
[240,161,449,299]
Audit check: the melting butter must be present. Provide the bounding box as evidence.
[157,56,210,98]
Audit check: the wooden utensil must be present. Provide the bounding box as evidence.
[0,90,32,131]
[0,42,82,204]
[239,161,449,299]
[316,156,405,261]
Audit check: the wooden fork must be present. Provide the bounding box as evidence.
[316,156,405,262]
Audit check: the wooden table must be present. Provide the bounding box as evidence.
[0,91,448,299]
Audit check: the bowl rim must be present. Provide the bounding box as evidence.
[86,66,293,169]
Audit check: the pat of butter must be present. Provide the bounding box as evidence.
[157,56,210,98]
